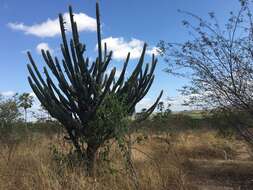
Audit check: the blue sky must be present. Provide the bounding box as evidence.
[0,0,241,112]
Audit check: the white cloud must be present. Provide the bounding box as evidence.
[29,92,36,98]
[167,96,189,111]
[135,94,194,113]
[8,12,96,38]
[167,94,200,111]
[36,42,53,54]
[0,91,16,97]
[147,47,159,56]
[136,98,153,112]
[99,37,158,60]
[26,92,41,122]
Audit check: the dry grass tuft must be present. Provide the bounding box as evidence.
[0,129,251,190]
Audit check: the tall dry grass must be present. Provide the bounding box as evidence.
[0,128,244,190]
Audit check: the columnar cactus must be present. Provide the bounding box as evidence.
[27,2,163,174]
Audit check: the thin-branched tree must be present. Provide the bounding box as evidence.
[158,0,253,144]
[18,93,33,123]
[0,94,20,125]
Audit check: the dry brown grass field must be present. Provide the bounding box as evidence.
[0,123,253,190]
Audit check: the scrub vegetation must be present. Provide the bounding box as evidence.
[1,0,253,189]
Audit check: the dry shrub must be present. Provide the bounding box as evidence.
[170,130,237,160]
[133,143,189,190]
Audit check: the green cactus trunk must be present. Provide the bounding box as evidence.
[86,143,99,176]
[27,2,163,176]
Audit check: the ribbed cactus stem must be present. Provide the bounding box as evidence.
[27,2,163,175]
